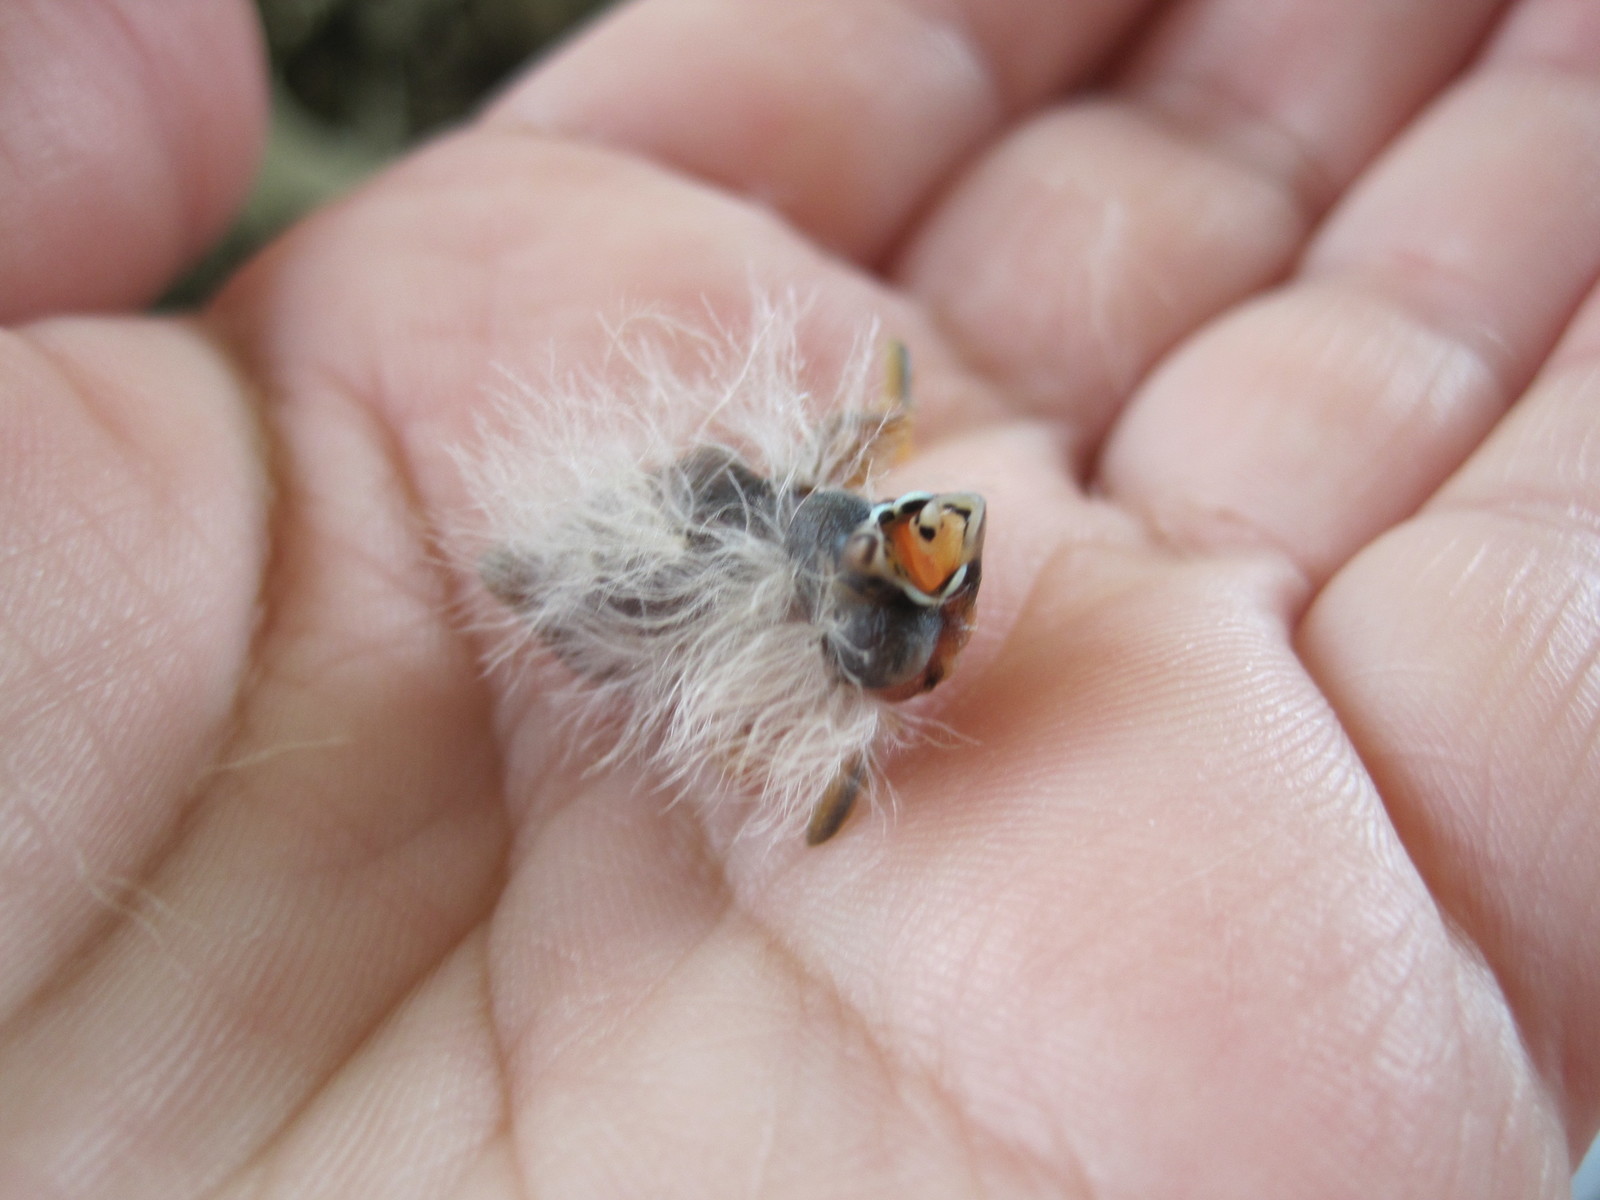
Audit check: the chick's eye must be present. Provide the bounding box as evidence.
[842,530,881,573]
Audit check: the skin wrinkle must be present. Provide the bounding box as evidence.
[1313,73,1600,367]
[1334,906,1439,1085]
[319,124,985,457]
[896,88,1322,476]
[206,517,503,916]
[1135,491,1315,600]
[1283,543,1570,1183]
[0,509,107,569]
[308,386,477,646]
[1482,543,1588,746]
[217,933,510,1200]
[1298,567,1581,1131]
[496,824,733,1077]
[1138,0,1516,205]
[1495,564,1600,930]
[1128,70,1336,224]
[474,944,521,1200]
[11,329,152,481]
[1405,948,1506,1193]
[1435,488,1600,543]
[0,781,213,1026]
[156,891,454,1199]
[0,341,261,1040]
[494,0,1157,263]
[217,341,457,662]
[1303,257,1516,401]
[1537,565,1600,716]
[1472,947,1567,1185]
[504,776,1083,1194]
[11,324,273,663]
[1,596,140,768]
[1325,879,1553,1194]
[201,737,353,778]
[1554,648,1600,830]
[1105,275,1513,586]
[0,784,198,1047]
[494,841,719,1181]
[1398,318,1501,447]
[737,890,1093,1197]
[818,0,1008,192]
[1486,1049,1558,1194]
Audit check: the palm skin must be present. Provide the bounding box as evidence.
[3,0,1600,1195]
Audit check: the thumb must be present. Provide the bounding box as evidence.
[0,0,267,322]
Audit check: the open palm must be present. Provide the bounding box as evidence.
[4,1,1599,1195]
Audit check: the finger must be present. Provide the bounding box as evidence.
[0,0,266,321]
[486,0,1158,262]
[1099,4,1600,582]
[895,0,1507,454]
[0,315,508,1196]
[0,318,264,1028]
[1300,278,1600,1150]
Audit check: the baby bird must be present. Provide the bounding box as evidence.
[472,309,986,844]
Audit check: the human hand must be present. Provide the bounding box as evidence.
[3,1,1598,1196]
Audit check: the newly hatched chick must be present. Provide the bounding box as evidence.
[469,303,986,844]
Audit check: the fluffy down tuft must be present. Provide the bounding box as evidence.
[462,299,909,839]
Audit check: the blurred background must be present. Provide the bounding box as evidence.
[167,0,615,304]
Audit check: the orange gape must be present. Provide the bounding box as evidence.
[888,509,967,595]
